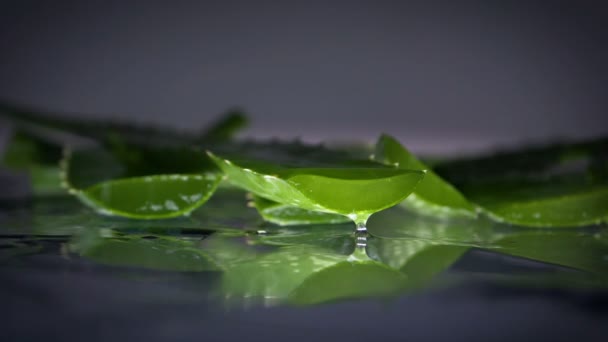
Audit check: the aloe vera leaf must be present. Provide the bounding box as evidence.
[208,151,424,223]
[0,100,248,145]
[61,148,222,219]
[431,136,608,227]
[1,130,64,194]
[373,134,476,217]
[103,137,218,177]
[251,195,349,225]
[461,177,608,227]
[197,109,248,143]
[433,136,608,185]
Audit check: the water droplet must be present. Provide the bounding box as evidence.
[356,221,367,234]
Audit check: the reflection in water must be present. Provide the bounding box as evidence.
[0,194,607,308]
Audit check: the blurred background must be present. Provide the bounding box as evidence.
[0,0,607,154]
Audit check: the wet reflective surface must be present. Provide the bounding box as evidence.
[2,189,608,341]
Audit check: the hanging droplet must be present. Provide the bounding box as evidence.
[356,220,367,234]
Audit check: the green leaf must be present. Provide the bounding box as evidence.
[1,130,64,195]
[0,100,248,146]
[462,178,608,227]
[251,195,349,225]
[61,148,222,219]
[432,136,608,227]
[208,148,424,223]
[197,109,248,143]
[373,134,475,217]
[433,136,608,186]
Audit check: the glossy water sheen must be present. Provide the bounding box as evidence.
[1,194,607,341]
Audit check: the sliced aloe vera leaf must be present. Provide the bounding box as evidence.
[73,174,222,219]
[251,195,349,225]
[373,134,475,217]
[61,148,222,219]
[208,151,424,223]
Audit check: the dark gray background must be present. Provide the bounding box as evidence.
[0,0,607,154]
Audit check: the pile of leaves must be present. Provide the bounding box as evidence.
[1,101,607,228]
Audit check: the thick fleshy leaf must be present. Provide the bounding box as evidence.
[208,150,424,223]
[433,136,608,227]
[1,130,64,194]
[0,100,247,146]
[461,178,608,227]
[62,148,222,219]
[433,136,608,186]
[373,134,475,217]
[251,195,349,225]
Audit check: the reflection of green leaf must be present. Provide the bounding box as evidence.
[70,231,220,271]
[374,135,475,217]
[208,150,424,223]
[254,223,355,255]
[368,205,501,246]
[289,261,407,305]
[491,230,608,275]
[223,247,346,299]
[252,195,349,225]
[222,244,407,305]
[62,148,222,219]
